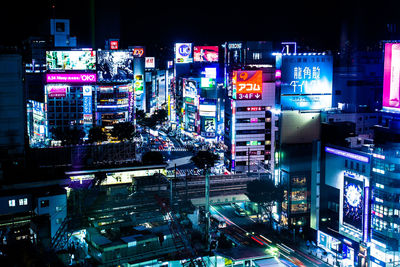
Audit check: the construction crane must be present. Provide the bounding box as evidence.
[155,194,206,267]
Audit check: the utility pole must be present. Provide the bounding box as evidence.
[170,164,176,210]
[248,147,250,174]
[205,164,210,247]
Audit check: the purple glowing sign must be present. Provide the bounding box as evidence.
[325,146,369,163]
[46,73,97,83]
[363,186,369,243]
[47,86,67,98]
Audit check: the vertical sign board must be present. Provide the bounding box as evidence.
[83,86,92,124]
[383,43,400,111]
[343,174,364,231]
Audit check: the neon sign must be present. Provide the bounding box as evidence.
[325,146,369,163]
[132,47,145,57]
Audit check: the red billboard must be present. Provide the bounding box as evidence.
[233,70,263,100]
[194,46,219,62]
[383,43,400,110]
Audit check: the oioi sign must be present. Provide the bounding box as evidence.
[46,73,97,83]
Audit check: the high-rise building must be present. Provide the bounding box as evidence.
[224,68,277,174]
[0,54,25,156]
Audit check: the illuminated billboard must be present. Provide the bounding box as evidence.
[199,105,216,117]
[204,118,216,133]
[132,46,145,57]
[280,54,332,110]
[110,40,119,50]
[233,70,263,100]
[343,174,364,231]
[383,43,400,110]
[46,51,96,71]
[97,51,134,82]
[47,86,67,98]
[183,79,197,99]
[194,46,219,62]
[46,73,97,83]
[134,75,144,95]
[83,86,93,124]
[175,43,193,64]
[145,57,155,68]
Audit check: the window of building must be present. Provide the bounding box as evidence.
[40,199,50,208]
[8,199,15,207]
[19,198,28,206]
[253,52,261,60]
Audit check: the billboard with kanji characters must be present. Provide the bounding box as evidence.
[280,55,332,110]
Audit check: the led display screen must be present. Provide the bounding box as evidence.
[201,78,216,88]
[46,51,96,71]
[343,175,364,231]
[194,46,219,62]
[232,70,263,100]
[46,73,97,83]
[183,79,197,99]
[134,75,144,95]
[175,43,193,64]
[97,51,134,82]
[280,55,332,110]
[383,43,400,110]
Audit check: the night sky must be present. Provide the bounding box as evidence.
[2,0,399,50]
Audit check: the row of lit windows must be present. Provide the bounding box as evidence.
[8,198,28,207]
[373,204,400,218]
[372,217,400,233]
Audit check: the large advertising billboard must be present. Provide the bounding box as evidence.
[46,73,97,83]
[232,70,263,100]
[175,43,193,64]
[343,174,364,231]
[194,46,219,62]
[46,51,96,71]
[383,43,400,110]
[97,51,134,82]
[280,55,332,110]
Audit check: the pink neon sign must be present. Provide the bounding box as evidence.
[383,43,400,109]
[46,73,97,83]
[47,86,67,98]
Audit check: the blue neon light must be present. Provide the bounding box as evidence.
[325,147,369,163]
